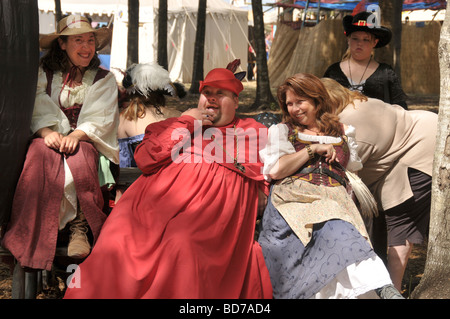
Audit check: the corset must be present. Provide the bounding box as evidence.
[286,123,350,188]
[61,103,82,130]
[44,67,109,130]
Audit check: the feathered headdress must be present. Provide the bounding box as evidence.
[122,62,186,99]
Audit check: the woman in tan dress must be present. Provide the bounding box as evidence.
[322,77,437,291]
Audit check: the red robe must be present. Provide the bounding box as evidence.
[64,115,272,298]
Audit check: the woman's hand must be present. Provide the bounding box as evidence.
[59,135,80,155]
[37,128,89,155]
[311,143,339,163]
[59,130,89,155]
[42,130,64,151]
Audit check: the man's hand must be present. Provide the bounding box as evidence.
[182,107,215,126]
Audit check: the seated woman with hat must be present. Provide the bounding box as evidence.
[324,11,408,110]
[2,14,119,271]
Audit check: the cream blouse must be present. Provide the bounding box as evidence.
[31,66,120,229]
[31,66,119,164]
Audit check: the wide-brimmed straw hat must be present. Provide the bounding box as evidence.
[343,11,392,48]
[39,14,112,50]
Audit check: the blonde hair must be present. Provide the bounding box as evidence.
[320,78,367,115]
[341,31,377,61]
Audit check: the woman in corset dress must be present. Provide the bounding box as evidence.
[257,73,403,299]
[2,14,119,270]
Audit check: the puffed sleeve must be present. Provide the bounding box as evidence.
[31,67,71,135]
[259,123,296,180]
[77,71,120,164]
[134,115,196,175]
[345,125,363,172]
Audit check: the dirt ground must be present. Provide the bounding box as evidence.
[0,81,439,299]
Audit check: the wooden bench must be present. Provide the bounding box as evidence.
[116,167,142,189]
[0,167,143,299]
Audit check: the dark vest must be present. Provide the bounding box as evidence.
[44,67,109,129]
[286,123,349,188]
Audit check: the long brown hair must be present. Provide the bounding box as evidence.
[277,73,342,137]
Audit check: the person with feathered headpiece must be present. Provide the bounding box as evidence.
[114,62,186,202]
[117,62,186,168]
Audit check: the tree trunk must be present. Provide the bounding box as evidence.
[411,5,450,299]
[54,0,62,24]
[157,0,168,70]
[0,0,39,228]
[189,0,207,94]
[127,0,139,67]
[376,0,402,77]
[251,0,276,111]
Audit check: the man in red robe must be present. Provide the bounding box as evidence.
[64,68,273,299]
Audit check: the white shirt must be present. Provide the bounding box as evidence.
[259,123,362,181]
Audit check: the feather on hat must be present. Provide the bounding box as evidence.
[122,62,186,99]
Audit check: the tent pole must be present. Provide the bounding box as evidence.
[301,0,310,29]
[231,9,254,57]
[316,0,321,25]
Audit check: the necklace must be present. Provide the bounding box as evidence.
[300,125,321,136]
[211,125,246,173]
[304,127,321,136]
[348,56,371,91]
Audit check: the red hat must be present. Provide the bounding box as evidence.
[199,68,244,96]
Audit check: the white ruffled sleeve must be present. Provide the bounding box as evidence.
[31,67,71,135]
[345,125,363,172]
[259,123,296,181]
[77,72,120,164]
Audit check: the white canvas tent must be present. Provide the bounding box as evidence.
[38,0,249,83]
[111,0,249,82]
